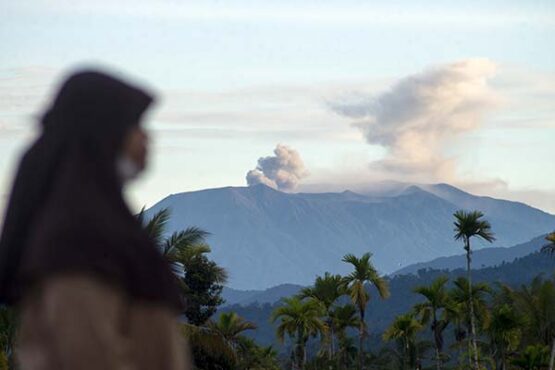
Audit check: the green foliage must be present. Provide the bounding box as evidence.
[486,303,523,369]
[236,337,281,370]
[298,272,345,310]
[207,312,256,346]
[449,277,492,330]
[182,313,266,370]
[413,276,451,369]
[541,231,555,256]
[142,208,229,369]
[341,252,389,369]
[140,207,227,325]
[341,253,390,314]
[453,209,495,370]
[0,351,7,370]
[383,313,423,370]
[182,253,227,325]
[512,276,555,347]
[453,210,496,249]
[138,207,555,370]
[511,344,551,369]
[0,306,16,368]
[298,272,345,359]
[272,297,327,369]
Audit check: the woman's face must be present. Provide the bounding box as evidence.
[121,126,149,171]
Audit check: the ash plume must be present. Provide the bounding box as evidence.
[246,144,308,191]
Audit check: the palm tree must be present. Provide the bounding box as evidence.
[235,336,281,370]
[486,303,523,370]
[511,344,551,370]
[330,304,360,370]
[140,207,227,325]
[512,276,555,370]
[138,208,216,272]
[383,313,423,370]
[454,210,495,369]
[181,313,259,369]
[542,232,555,256]
[449,276,492,368]
[272,297,327,370]
[181,322,239,366]
[208,312,257,350]
[341,252,390,370]
[336,337,358,370]
[413,276,451,370]
[298,272,345,359]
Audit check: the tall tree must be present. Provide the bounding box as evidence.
[450,276,492,368]
[180,248,227,325]
[207,312,257,351]
[298,272,345,359]
[141,208,229,368]
[383,313,423,370]
[139,207,227,325]
[413,276,451,370]
[341,253,390,370]
[454,210,495,369]
[330,304,360,370]
[486,303,523,370]
[272,297,327,370]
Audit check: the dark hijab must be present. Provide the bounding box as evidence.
[0,71,182,310]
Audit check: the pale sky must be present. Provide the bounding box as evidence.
[1,0,554,214]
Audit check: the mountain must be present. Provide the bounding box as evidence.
[393,234,549,275]
[222,284,303,306]
[144,183,555,289]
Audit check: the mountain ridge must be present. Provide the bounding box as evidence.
[145,183,555,289]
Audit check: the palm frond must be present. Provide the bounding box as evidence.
[180,323,237,364]
[142,208,171,247]
[453,210,495,244]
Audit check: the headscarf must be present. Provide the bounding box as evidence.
[0,70,182,310]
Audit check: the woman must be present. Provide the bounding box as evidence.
[0,70,190,369]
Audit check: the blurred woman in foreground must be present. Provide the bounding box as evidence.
[0,70,189,369]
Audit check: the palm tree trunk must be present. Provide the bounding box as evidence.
[329,319,335,360]
[294,328,305,370]
[548,336,555,370]
[403,338,409,370]
[466,239,480,370]
[358,308,365,370]
[296,343,305,370]
[432,311,442,370]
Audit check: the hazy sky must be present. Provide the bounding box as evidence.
[1,0,554,213]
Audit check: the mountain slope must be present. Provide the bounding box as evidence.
[393,234,549,275]
[222,284,303,307]
[145,184,555,289]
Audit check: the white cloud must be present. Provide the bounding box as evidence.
[5,1,551,27]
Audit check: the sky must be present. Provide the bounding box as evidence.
[1,0,554,214]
